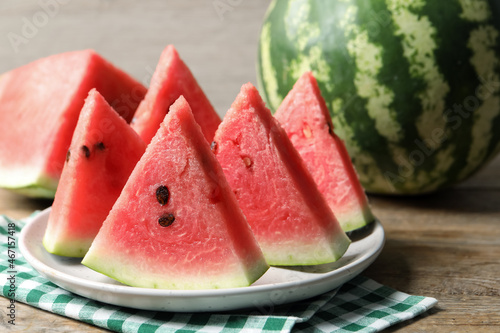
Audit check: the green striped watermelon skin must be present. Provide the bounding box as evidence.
[257,0,500,194]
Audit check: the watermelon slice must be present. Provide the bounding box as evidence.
[131,45,221,144]
[0,50,147,198]
[43,89,147,257]
[212,83,351,266]
[82,96,268,290]
[274,72,375,232]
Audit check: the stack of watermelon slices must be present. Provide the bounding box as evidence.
[0,50,147,198]
[5,46,375,290]
[82,96,269,290]
[43,45,225,261]
[212,82,351,266]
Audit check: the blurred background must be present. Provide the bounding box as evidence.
[0,0,269,118]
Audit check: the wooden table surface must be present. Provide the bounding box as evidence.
[1,1,499,332]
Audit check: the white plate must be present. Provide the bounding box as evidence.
[19,208,385,312]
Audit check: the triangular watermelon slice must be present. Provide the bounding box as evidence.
[0,50,147,198]
[274,72,374,232]
[131,45,221,144]
[212,83,351,266]
[82,96,268,289]
[43,89,146,257]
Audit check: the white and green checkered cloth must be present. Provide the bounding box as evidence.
[1,215,437,332]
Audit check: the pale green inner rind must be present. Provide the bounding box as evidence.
[8,185,56,199]
[42,234,91,258]
[263,232,351,266]
[0,168,57,198]
[82,251,269,290]
[246,258,270,285]
[336,205,375,232]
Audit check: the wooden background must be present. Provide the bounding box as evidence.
[1,1,499,332]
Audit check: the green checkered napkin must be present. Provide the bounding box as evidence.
[1,215,437,332]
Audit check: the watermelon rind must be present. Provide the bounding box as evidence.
[82,251,268,290]
[0,172,57,198]
[257,0,500,195]
[43,237,89,258]
[262,233,351,266]
[336,206,374,233]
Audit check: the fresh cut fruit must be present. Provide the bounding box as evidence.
[274,72,374,232]
[131,45,221,144]
[43,89,147,257]
[257,0,500,194]
[0,50,146,198]
[82,96,268,290]
[212,83,351,266]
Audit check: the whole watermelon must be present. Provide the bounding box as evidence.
[257,0,500,194]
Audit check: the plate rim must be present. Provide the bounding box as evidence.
[19,207,385,311]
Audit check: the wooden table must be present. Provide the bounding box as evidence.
[1,1,499,332]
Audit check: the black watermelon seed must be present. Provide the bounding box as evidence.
[327,122,335,137]
[66,150,71,162]
[81,145,90,158]
[156,185,170,205]
[158,214,175,227]
[95,142,105,150]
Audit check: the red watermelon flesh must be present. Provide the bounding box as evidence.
[0,50,147,198]
[274,72,374,232]
[131,45,221,144]
[43,89,146,257]
[212,83,351,266]
[82,96,268,290]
